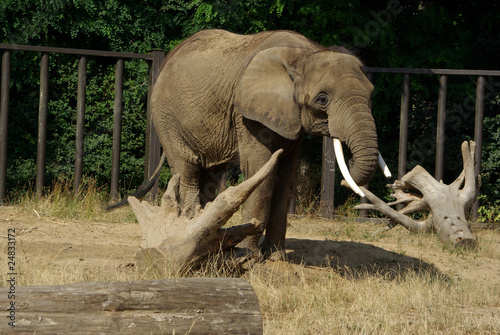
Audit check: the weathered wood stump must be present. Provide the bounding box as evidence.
[131,149,283,273]
[0,278,262,334]
[344,141,478,248]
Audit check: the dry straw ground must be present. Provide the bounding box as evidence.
[0,194,499,334]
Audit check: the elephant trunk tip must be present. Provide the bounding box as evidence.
[348,155,378,186]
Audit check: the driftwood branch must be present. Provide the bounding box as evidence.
[346,184,433,233]
[130,149,283,272]
[345,141,478,248]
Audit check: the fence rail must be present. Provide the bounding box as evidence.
[1,43,499,221]
[0,43,155,60]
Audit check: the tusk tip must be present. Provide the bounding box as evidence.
[378,153,392,179]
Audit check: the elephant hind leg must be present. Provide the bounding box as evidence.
[199,165,228,207]
[176,162,202,218]
[238,168,275,253]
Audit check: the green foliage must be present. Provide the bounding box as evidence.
[477,195,500,227]
[1,0,499,216]
[480,93,500,210]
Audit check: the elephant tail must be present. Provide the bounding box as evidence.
[106,152,167,210]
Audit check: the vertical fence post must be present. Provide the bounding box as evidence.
[74,56,87,195]
[0,51,11,204]
[398,74,410,211]
[144,50,164,201]
[319,137,335,218]
[110,58,124,202]
[435,75,447,181]
[398,74,410,180]
[37,53,49,198]
[471,76,485,221]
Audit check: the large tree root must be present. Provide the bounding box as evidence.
[344,141,478,248]
[129,149,283,273]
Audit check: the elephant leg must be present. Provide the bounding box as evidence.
[177,162,202,218]
[238,150,275,252]
[199,165,228,207]
[261,142,300,259]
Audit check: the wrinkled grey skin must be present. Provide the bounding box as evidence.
[151,29,379,256]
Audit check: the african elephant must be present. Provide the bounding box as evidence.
[146,29,388,256]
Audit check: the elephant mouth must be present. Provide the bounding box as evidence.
[332,138,391,197]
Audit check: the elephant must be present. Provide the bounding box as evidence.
[122,29,390,257]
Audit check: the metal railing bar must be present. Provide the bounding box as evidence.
[319,137,336,218]
[0,51,11,204]
[471,76,486,220]
[398,74,410,180]
[3,45,499,76]
[474,76,486,175]
[435,75,447,181]
[36,53,49,197]
[110,58,124,202]
[0,43,153,60]
[74,56,87,194]
[365,67,500,76]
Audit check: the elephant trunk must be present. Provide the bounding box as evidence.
[329,98,379,187]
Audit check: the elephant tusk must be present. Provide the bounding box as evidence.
[378,153,392,178]
[333,138,365,198]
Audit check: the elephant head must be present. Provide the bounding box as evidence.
[234,46,389,193]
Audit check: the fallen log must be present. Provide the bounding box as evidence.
[0,278,262,334]
[343,141,478,248]
[131,149,283,273]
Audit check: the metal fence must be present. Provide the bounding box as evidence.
[0,44,165,203]
[1,44,500,220]
[319,67,500,219]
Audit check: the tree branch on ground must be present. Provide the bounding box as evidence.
[343,141,478,248]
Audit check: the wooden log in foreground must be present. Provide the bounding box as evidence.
[0,278,262,334]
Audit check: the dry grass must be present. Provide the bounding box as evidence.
[247,216,500,334]
[247,259,499,334]
[8,176,137,223]
[1,183,499,334]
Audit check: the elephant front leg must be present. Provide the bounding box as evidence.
[237,144,276,254]
[261,143,300,260]
[238,174,274,253]
[260,189,292,260]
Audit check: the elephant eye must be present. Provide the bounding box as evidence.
[314,93,330,108]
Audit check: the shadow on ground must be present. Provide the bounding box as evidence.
[284,238,445,280]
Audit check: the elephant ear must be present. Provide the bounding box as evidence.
[234,47,304,140]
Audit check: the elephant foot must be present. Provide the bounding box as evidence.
[266,249,287,262]
[229,247,263,270]
[237,235,287,262]
[261,238,287,261]
[238,234,262,252]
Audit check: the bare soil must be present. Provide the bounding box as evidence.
[1,205,499,284]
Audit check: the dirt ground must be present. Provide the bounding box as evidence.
[1,205,499,286]
[1,204,499,334]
